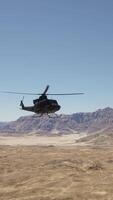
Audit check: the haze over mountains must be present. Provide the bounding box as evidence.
[0,107,113,135]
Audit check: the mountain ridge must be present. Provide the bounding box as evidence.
[0,107,113,135]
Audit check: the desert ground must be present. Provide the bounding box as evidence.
[0,134,87,146]
[0,135,113,200]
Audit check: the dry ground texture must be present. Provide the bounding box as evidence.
[0,145,113,200]
[0,134,87,146]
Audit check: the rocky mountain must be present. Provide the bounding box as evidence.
[0,107,113,135]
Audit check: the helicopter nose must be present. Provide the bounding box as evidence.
[57,105,61,111]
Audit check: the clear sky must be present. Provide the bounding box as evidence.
[0,0,113,121]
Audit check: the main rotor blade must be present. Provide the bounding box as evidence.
[0,91,42,95]
[46,93,84,95]
[43,85,49,95]
[0,91,84,96]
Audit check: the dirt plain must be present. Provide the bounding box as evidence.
[0,136,113,200]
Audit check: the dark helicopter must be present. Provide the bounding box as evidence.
[20,85,61,116]
[0,85,84,117]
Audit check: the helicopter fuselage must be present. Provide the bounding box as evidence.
[21,98,61,115]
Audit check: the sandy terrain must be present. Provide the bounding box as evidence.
[0,143,113,200]
[0,134,87,146]
[0,134,113,200]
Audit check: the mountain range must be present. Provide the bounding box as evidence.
[0,107,113,135]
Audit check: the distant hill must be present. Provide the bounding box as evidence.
[0,107,113,135]
[76,132,113,146]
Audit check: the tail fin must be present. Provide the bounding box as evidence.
[20,100,24,109]
[20,97,24,109]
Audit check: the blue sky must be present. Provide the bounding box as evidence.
[0,0,113,121]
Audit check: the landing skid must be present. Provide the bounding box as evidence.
[32,113,61,118]
[48,113,59,118]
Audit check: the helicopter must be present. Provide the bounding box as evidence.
[0,85,84,117]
